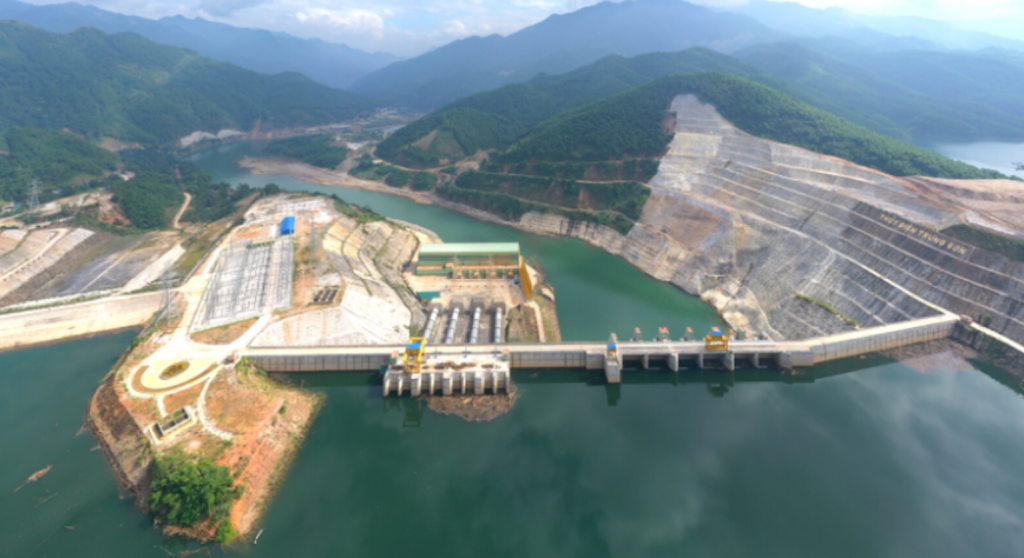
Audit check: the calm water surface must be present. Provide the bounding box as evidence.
[2,144,1024,557]
[926,141,1024,179]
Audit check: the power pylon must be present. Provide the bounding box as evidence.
[29,178,41,211]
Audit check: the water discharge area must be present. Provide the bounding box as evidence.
[5,143,1024,557]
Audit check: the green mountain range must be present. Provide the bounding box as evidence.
[350,0,782,110]
[376,50,1009,180]
[0,21,377,145]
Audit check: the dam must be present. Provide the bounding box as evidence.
[245,314,960,394]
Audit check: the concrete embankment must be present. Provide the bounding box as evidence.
[0,292,162,350]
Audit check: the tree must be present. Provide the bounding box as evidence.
[148,453,240,528]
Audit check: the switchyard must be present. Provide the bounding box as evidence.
[194,236,294,330]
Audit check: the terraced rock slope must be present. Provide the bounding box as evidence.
[510,95,1024,343]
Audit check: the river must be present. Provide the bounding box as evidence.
[925,141,1024,179]
[3,143,1024,557]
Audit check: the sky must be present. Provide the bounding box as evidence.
[18,0,1024,56]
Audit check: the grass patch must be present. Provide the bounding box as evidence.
[160,361,190,380]
[942,224,1024,262]
[795,292,859,327]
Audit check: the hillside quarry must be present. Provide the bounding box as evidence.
[508,95,1024,344]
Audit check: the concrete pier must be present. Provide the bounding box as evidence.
[723,353,735,371]
[668,353,679,372]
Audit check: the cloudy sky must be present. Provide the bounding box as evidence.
[18,0,1024,56]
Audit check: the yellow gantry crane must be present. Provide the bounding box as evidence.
[704,327,730,352]
[404,337,426,373]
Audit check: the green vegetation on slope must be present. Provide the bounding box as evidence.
[121,150,252,226]
[375,49,755,169]
[264,135,349,169]
[497,72,1005,179]
[0,22,376,145]
[148,453,240,537]
[0,127,119,201]
[942,225,1024,263]
[455,171,649,221]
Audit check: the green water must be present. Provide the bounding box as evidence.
[3,144,1024,557]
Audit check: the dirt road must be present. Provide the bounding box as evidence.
[173,193,192,229]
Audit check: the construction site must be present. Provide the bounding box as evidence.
[78,191,554,541]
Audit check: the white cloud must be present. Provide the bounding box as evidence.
[294,8,385,38]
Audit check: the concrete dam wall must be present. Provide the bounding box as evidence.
[510,95,1024,346]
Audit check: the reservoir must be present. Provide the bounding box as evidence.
[925,141,1024,179]
[3,143,1024,557]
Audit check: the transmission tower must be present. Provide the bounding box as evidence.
[29,178,41,212]
[159,269,180,325]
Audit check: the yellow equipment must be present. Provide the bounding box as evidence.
[404,337,426,373]
[704,327,730,352]
[607,333,619,362]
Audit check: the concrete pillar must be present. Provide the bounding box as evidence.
[443,374,453,396]
[474,373,484,395]
[460,373,467,395]
[723,353,735,372]
[751,353,760,368]
[642,354,649,369]
[383,375,392,396]
[411,375,422,397]
[668,353,679,372]
[696,353,704,370]
[397,376,405,396]
[604,358,621,384]
[429,374,436,395]
[777,353,793,370]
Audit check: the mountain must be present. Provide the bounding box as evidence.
[376,49,756,168]
[0,0,397,88]
[350,0,785,110]
[731,1,1024,52]
[491,72,1001,180]
[0,22,377,145]
[379,41,1024,170]
[733,42,1024,142]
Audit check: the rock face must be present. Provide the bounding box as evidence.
[513,95,1024,343]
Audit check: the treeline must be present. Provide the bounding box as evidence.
[264,135,348,169]
[0,23,376,145]
[480,158,659,182]
[436,184,636,234]
[349,155,437,190]
[0,127,119,201]
[455,170,649,221]
[498,72,1007,179]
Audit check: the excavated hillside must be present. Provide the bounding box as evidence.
[509,95,1024,343]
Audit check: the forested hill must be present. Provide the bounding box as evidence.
[496,72,1004,180]
[0,21,377,145]
[350,0,782,109]
[376,49,756,169]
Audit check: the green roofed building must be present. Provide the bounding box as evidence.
[416,242,521,279]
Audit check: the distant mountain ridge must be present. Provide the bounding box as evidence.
[350,0,786,110]
[731,1,1024,52]
[0,0,397,88]
[0,22,376,144]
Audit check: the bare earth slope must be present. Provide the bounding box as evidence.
[511,95,1024,344]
